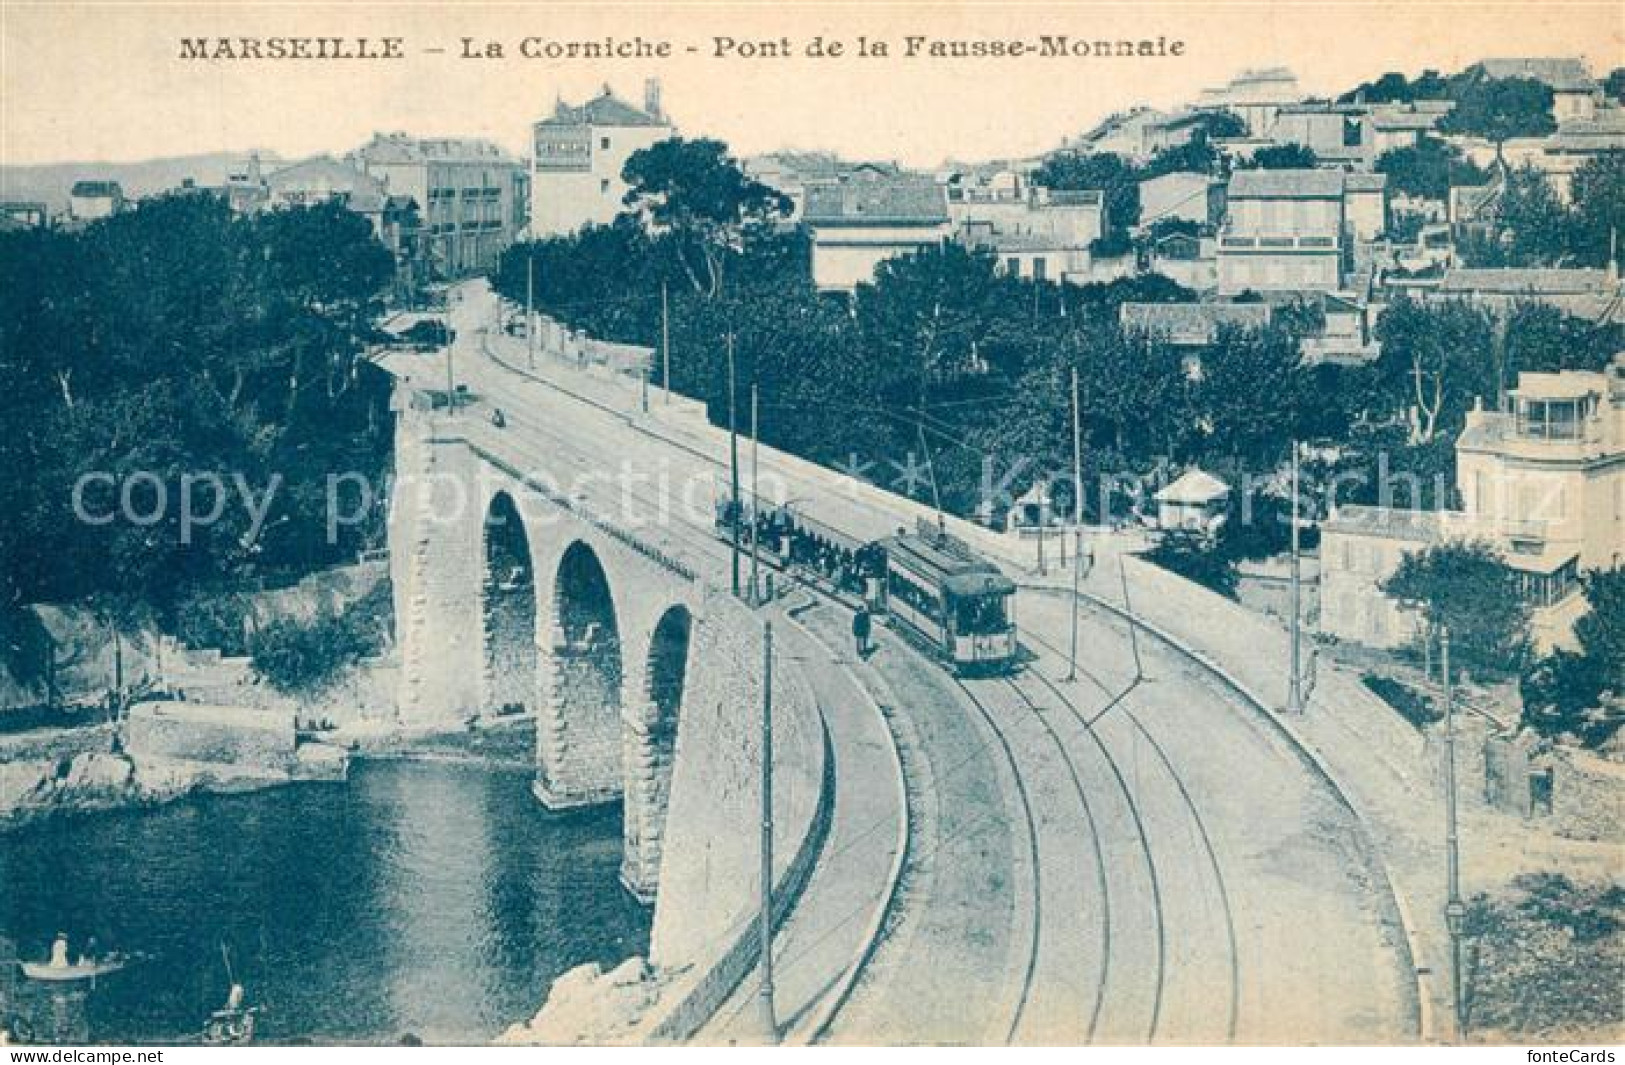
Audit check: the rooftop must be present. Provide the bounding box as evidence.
[354,133,518,165]
[1438,267,1614,295]
[1323,504,1447,542]
[804,175,948,226]
[536,86,668,130]
[1476,57,1596,92]
[1227,168,1346,199]
[1155,468,1231,505]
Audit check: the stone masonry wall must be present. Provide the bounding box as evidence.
[648,589,826,971]
[390,393,485,726]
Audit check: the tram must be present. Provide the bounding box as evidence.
[879,523,1018,674]
[716,498,1018,673]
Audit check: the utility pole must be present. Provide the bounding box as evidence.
[757,620,778,1043]
[1287,441,1305,714]
[750,383,761,605]
[661,280,671,403]
[1067,368,1084,683]
[1442,628,1467,1042]
[526,252,536,371]
[728,331,742,598]
[445,334,457,414]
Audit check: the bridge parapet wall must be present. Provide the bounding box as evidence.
[641,590,829,1036]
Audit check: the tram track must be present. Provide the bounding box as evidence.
[1022,622,1240,1043]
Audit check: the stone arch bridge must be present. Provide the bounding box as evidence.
[386,390,711,901]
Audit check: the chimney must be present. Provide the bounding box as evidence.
[644,77,662,120]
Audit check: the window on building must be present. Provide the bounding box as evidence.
[1006,256,1021,276]
[1032,258,1047,281]
[600,178,611,194]
[1343,117,1363,147]
[1516,396,1591,441]
[600,137,610,150]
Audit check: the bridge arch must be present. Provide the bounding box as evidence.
[535,539,626,809]
[480,490,540,717]
[621,604,693,899]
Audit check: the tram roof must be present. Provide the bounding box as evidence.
[884,532,1015,597]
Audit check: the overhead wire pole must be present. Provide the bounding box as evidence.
[757,620,778,1043]
[526,250,536,371]
[1067,367,1084,683]
[728,330,742,598]
[1287,440,1305,714]
[750,383,761,605]
[661,279,671,404]
[1442,627,1467,1043]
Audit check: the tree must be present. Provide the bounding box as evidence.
[1573,566,1625,692]
[1371,298,1496,443]
[1375,136,1489,201]
[1567,150,1625,268]
[620,137,792,299]
[1504,302,1621,378]
[1239,144,1319,170]
[0,194,395,616]
[1382,540,1531,676]
[1193,323,1304,467]
[1146,531,1239,598]
[1604,68,1625,104]
[1031,150,1140,229]
[1440,73,1556,162]
[1497,165,1574,265]
[1340,69,1450,104]
[1520,567,1625,747]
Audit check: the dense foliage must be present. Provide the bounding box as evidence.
[1521,567,1625,748]
[249,580,393,695]
[0,195,396,630]
[1381,540,1532,677]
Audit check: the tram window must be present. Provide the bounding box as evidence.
[954,595,1008,634]
[889,568,941,622]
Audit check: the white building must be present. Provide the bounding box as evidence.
[1320,357,1625,652]
[530,81,673,238]
[805,172,950,292]
[1155,469,1232,533]
[68,180,124,221]
[1217,169,1387,295]
[1139,171,1225,228]
[1197,67,1305,136]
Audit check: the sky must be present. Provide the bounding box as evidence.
[1,1,1622,169]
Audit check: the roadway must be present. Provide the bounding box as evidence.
[380,281,1418,1044]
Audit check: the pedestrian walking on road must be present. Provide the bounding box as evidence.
[852,607,872,658]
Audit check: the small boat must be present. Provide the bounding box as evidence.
[21,956,127,982]
[201,1006,257,1046]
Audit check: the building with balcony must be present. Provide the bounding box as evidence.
[529,81,673,238]
[350,134,525,277]
[1320,356,1625,652]
[1217,169,1346,295]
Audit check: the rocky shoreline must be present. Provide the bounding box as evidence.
[0,740,349,834]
